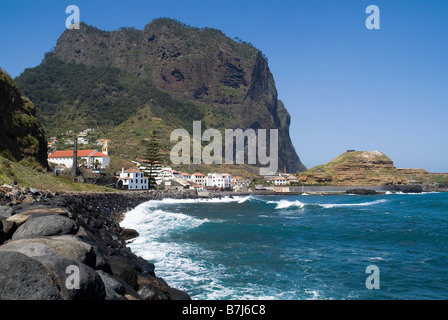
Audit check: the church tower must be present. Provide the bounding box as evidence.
[102,141,109,156]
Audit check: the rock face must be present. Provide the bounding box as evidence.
[0,190,196,300]
[0,68,47,168]
[15,18,306,173]
[298,151,410,186]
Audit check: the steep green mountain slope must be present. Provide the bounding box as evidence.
[0,68,47,168]
[16,18,306,173]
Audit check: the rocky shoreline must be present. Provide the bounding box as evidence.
[0,186,202,300]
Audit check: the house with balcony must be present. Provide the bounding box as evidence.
[117,168,148,190]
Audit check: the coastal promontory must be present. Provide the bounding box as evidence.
[298,150,448,186]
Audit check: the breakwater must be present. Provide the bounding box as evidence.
[0,188,201,300]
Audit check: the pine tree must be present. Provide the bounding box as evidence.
[144,131,162,189]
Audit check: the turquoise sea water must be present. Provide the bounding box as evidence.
[121,192,448,300]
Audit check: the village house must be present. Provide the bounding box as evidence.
[165,178,191,190]
[231,176,251,192]
[172,170,183,180]
[272,177,287,186]
[159,168,174,183]
[207,173,232,189]
[180,172,191,182]
[117,168,148,190]
[191,173,206,186]
[47,149,110,169]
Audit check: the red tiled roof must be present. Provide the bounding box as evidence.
[48,150,110,158]
[91,152,110,158]
[191,173,205,176]
[49,150,96,158]
[123,169,141,173]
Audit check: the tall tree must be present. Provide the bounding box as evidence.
[144,131,162,189]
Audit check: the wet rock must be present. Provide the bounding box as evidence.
[120,228,139,241]
[346,189,377,195]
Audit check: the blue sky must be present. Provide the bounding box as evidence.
[1,0,447,172]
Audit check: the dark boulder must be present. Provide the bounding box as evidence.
[138,284,168,300]
[120,228,139,241]
[346,189,377,195]
[107,255,138,290]
[34,255,106,300]
[96,270,127,300]
[0,251,62,300]
[387,185,423,193]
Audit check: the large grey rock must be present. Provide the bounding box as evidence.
[0,251,62,300]
[0,206,15,219]
[0,235,97,268]
[33,255,106,300]
[12,214,78,240]
[0,241,56,257]
[6,205,68,226]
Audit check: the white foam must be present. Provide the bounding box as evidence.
[369,257,384,262]
[268,199,306,209]
[320,199,388,209]
[237,195,252,203]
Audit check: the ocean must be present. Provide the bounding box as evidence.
[120,192,448,300]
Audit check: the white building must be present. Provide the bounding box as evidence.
[48,149,110,169]
[118,168,148,190]
[172,170,182,179]
[180,172,191,181]
[159,167,174,183]
[191,173,206,186]
[272,177,287,186]
[77,137,89,145]
[207,173,232,189]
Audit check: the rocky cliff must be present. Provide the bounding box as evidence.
[0,68,47,168]
[16,18,306,173]
[298,151,410,186]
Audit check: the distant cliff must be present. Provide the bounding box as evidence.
[298,150,448,186]
[0,68,47,168]
[15,18,306,173]
[299,151,411,186]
